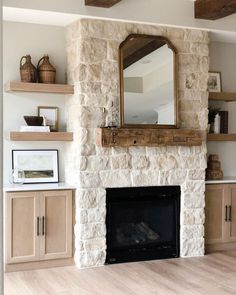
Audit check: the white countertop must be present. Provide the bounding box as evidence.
[3,182,77,192]
[205,177,236,184]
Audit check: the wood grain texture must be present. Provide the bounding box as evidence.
[4,81,74,94]
[209,92,236,101]
[205,185,226,244]
[96,128,206,147]
[5,192,40,264]
[207,133,236,141]
[85,0,122,8]
[4,251,236,295]
[40,190,73,261]
[9,132,73,141]
[195,0,236,20]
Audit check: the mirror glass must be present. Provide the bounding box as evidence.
[120,34,177,127]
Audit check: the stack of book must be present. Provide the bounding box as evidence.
[20,126,50,132]
[219,111,228,134]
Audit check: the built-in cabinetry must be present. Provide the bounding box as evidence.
[5,189,73,271]
[205,183,236,252]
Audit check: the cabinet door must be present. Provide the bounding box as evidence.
[5,192,40,264]
[205,184,228,244]
[40,190,72,260]
[227,184,236,242]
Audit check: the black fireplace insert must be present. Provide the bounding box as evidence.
[106,186,180,264]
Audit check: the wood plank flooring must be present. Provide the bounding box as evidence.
[4,251,236,295]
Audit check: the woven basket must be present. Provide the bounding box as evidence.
[37,55,56,84]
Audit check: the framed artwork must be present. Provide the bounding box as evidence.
[208,71,222,92]
[12,150,59,184]
[38,106,59,131]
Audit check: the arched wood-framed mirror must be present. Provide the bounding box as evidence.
[119,34,178,128]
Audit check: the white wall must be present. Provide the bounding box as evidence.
[0,1,4,293]
[208,41,236,176]
[3,21,67,184]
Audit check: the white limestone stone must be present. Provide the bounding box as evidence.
[132,155,149,170]
[87,156,110,171]
[83,238,106,252]
[66,19,209,268]
[79,223,106,240]
[131,170,159,186]
[183,193,205,209]
[111,154,130,169]
[181,238,205,257]
[80,172,101,188]
[100,170,131,187]
[159,155,178,171]
[183,208,205,225]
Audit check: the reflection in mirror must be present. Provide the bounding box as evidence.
[120,35,177,127]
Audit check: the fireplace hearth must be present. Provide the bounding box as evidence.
[106,186,180,264]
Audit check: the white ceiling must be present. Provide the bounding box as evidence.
[3,5,236,43]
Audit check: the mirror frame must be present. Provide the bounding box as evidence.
[119,34,179,129]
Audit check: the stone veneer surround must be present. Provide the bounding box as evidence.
[65,19,209,268]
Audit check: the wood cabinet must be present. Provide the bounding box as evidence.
[205,184,236,252]
[5,190,73,267]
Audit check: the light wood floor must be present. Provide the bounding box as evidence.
[4,251,236,295]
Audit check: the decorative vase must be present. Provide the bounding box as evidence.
[20,55,37,83]
[37,55,56,84]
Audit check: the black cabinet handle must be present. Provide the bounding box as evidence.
[229,206,232,222]
[37,217,40,236]
[225,206,228,222]
[42,216,45,236]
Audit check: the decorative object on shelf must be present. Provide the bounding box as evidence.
[12,149,59,184]
[207,71,222,92]
[11,169,25,185]
[38,106,59,132]
[208,107,220,133]
[23,115,43,126]
[213,113,220,134]
[219,111,228,134]
[37,55,56,84]
[206,154,223,180]
[20,55,37,83]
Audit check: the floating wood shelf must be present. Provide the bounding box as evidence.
[97,128,206,147]
[209,92,236,102]
[5,81,74,94]
[207,134,236,141]
[8,132,73,141]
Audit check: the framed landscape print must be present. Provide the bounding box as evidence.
[12,150,59,184]
[208,71,222,92]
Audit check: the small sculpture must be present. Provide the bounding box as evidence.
[206,154,223,180]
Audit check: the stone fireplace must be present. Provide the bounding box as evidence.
[65,18,209,268]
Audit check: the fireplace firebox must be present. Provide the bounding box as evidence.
[106,186,180,264]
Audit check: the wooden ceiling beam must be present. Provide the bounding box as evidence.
[195,0,236,20]
[85,0,122,8]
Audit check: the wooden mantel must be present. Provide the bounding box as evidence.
[96,128,206,147]
[85,0,122,8]
[195,0,236,20]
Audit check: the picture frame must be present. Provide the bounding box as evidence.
[38,106,59,132]
[208,71,222,92]
[12,149,59,184]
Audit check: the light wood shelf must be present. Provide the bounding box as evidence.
[5,81,74,94]
[209,92,236,102]
[8,132,73,141]
[207,134,236,141]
